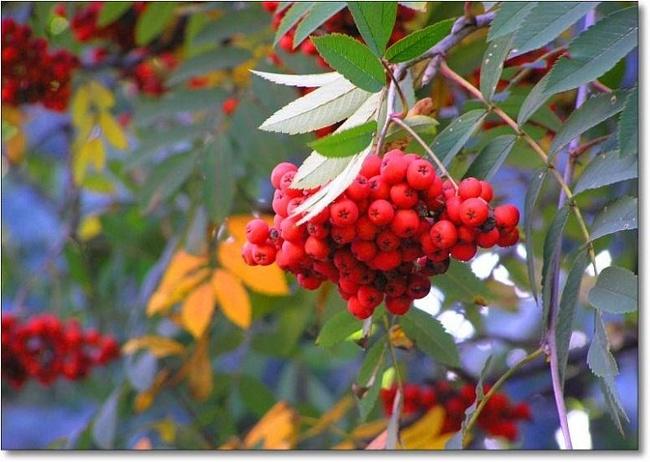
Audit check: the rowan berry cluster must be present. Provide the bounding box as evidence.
[262,2,415,68]
[381,381,532,442]
[242,148,520,320]
[1,19,78,111]
[1,313,120,389]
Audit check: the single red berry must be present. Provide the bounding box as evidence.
[304,236,329,260]
[479,180,493,202]
[361,154,382,178]
[300,39,317,55]
[222,97,239,115]
[346,175,370,201]
[280,217,306,242]
[271,162,297,189]
[357,285,383,309]
[376,230,400,252]
[351,239,377,262]
[450,242,477,261]
[297,273,322,290]
[370,250,401,271]
[245,218,270,244]
[458,177,482,200]
[390,183,418,209]
[459,198,489,227]
[281,240,306,265]
[385,295,411,315]
[368,175,390,200]
[430,220,458,249]
[330,199,359,226]
[406,158,435,190]
[407,275,431,299]
[457,225,477,243]
[420,387,437,408]
[307,221,329,239]
[385,277,407,297]
[426,174,443,199]
[279,33,294,52]
[445,195,462,224]
[368,199,394,225]
[331,225,356,245]
[380,152,409,184]
[512,402,532,420]
[356,216,379,240]
[494,204,520,228]
[390,209,420,238]
[477,228,500,248]
[498,227,519,247]
[279,171,301,197]
[251,243,277,265]
[348,296,373,319]
[242,243,257,266]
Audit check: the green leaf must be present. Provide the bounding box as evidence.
[347,1,397,56]
[357,339,386,386]
[550,91,627,157]
[239,376,276,417]
[431,109,487,167]
[480,34,513,101]
[98,2,132,27]
[400,309,460,367]
[618,87,638,157]
[540,206,570,332]
[92,389,120,449]
[544,6,638,95]
[203,137,235,224]
[312,34,386,92]
[134,88,228,126]
[309,121,376,158]
[556,250,589,387]
[274,2,315,46]
[434,259,491,306]
[487,2,536,41]
[599,375,629,435]
[168,48,252,85]
[316,310,363,347]
[384,18,454,63]
[194,8,270,46]
[384,115,438,142]
[139,151,198,211]
[464,134,516,181]
[590,196,637,241]
[517,72,552,125]
[135,1,177,46]
[588,266,638,314]
[587,314,618,377]
[185,206,208,256]
[574,150,637,195]
[525,168,547,304]
[293,2,346,47]
[358,372,382,421]
[510,2,598,56]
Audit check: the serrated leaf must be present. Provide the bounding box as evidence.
[316,310,363,347]
[384,115,438,143]
[92,389,120,449]
[384,18,454,63]
[488,2,537,42]
[309,121,376,158]
[588,266,637,314]
[556,250,589,387]
[259,77,372,134]
[524,168,547,304]
[139,151,198,211]
[464,134,516,181]
[574,150,637,195]
[618,86,638,157]
[431,109,487,167]
[590,196,637,241]
[358,340,386,386]
[587,314,618,377]
[434,259,491,306]
[347,1,397,57]
[511,2,598,56]
[135,1,177,46]
[541,206,570,333]
[358,372,382,422]
[544,7,638,96]
[400,309,460,367]
[274,2,315,46]
[293,2,346,47]
[480,34,513,101]
[313,34,386,92]
[194,7,269,46]
[202,137,234,224]
[599,375,629,435]
[168,48,252,85]
[517,72,551,125]
[251,70,341,88]
[98,2,132,27]
[550,91,627,157]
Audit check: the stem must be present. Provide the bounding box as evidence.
[383,314,404,390]
[439,61,597,273]
[462,348,544,448]
[545,10,596,451]
[382,61,409,118]
[389,115,458,189]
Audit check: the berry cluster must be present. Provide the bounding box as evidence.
[70,2,147,51]
[1,313,120,389]
[263,2,415,68]
[1,19,78,111]
[132,52,179,96]
[241,149,520,320]
[381,381,532,442]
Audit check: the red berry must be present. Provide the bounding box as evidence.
[222,97,239,115]
[251,243,277,265]
[376,230,400,252]
[445,196,462,224]
[390,183,418,209]
[271,162,297,189]
[331,224,356,244]
[280,217,306,242]
[459,198,489,227]
[368,199,394,225]
[385,295,411,315]
[297,273,322,290]
[450,242,477,262]
[281,240,305,265]
[390,209,420,238]
[368,175,390,200]
[304,236,329,260]
[426,174,443,199]
[407,275,431,299]
[346,175,370,201]
[356,216,379,240]
[406,158,435,190]
[279,33,294,52]
[459,177,482,200]
[385,277,407,297]
[457,225,477,243]
[245,218,269,244]
[357,285,383,309]
[351,239,377,262]
[307,221,329,239]
[300,39,317,55]
[479,180,493,202]
[370,250,401,271]
[380,152,409,184]
[242,243,257,266]
[494,204,520,228]
[361,154,382,178]
[498,227,519,247]
[348,296,373,319]
[330,199,359,226]
[477,228,500,248]
[430,220,458,249]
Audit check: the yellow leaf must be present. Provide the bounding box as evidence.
[302,395,355,440]
[350,419,387,440]
[147,251,209,316]
[218,215,289,296]
[5,129,26,165]
[78,215,102,241]
[400,406,451,449]
[82,173,116,194]
[133,370,169,413]
[122,335,185,358]
[212,269,251,329]
[71,85,90,127]
[73,137,105,184]
[187,334,213,400]
[152,418,176,444]
[181,282,215,338]
[243,402,298,449]
[389,324,414,350]
[88,80,115,110]
[99,111,128,150]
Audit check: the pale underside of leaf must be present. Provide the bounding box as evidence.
[250,70,342,88]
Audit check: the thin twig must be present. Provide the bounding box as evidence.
[389,115,458,189]
[462,347,545,447]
